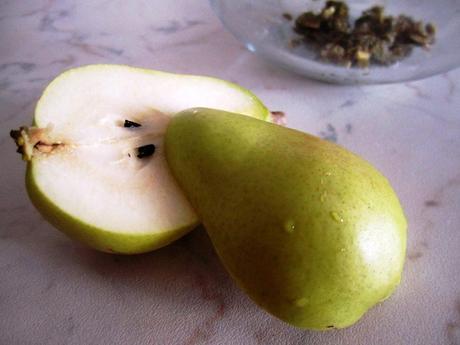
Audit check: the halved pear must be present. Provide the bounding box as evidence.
[12,64,269,254]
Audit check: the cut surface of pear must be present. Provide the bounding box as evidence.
[165,108,407,329]
[12,65,269,254]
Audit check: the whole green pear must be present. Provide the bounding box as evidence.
[165,108,407,329]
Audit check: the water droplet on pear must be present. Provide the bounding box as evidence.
[284,219,296,233]
[330,211,344,223]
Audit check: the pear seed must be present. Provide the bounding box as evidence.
[124,119,141,128]
[137,144,156,158]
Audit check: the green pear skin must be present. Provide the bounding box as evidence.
[165,108,407,329]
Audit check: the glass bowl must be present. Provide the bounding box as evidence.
[210,0,460,84]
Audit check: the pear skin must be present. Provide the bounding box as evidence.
[165,108,407,329]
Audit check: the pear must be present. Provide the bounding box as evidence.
[165,108,407,329]
[11,65,269,254]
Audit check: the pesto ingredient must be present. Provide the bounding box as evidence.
[291,1,436,67]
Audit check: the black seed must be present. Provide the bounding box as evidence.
[123,120,141,128]
[137,144,156,158]
[327,325,334,328]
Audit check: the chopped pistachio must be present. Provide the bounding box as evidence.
[321,6,336,19]
[295,12,321,30]
[355,50,371,67]
[320,43,346,63]
[291,1,436,68]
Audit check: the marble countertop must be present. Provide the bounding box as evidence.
[1,1,459,344]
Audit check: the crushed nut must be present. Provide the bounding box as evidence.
[290,1,436,67]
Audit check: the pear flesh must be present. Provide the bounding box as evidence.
[165,108,407,329]
[12,65,269,254]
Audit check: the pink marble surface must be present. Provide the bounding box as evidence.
[1,1,459,344]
